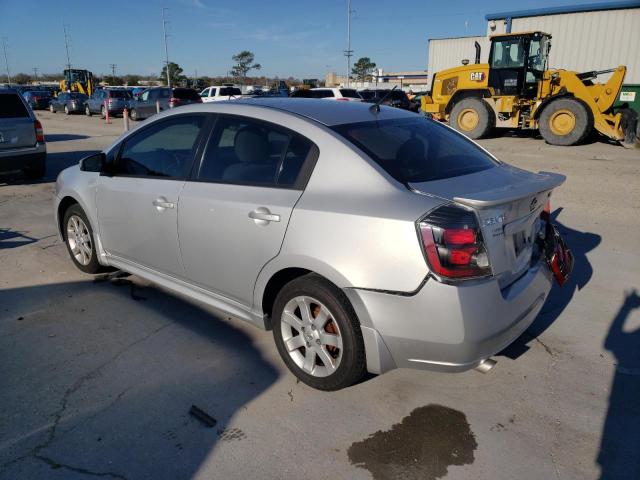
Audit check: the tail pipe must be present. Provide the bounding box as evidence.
[475,358,497,373]
[474,42,481,64]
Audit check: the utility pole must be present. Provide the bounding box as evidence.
[63,25,72,70]
[344,0,354,88]
[161,8,171,88]
[33,67,39,83]
[2,38,11,84]
[109,63,117,83]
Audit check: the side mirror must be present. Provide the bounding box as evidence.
[79,152,106,172]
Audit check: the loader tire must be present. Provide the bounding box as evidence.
[450,98,494,139]
[539,98,592,146]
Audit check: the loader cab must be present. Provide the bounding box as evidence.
[63,69,94,96]
[488,32,551,98]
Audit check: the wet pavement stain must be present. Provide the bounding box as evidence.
[348,404,477,480]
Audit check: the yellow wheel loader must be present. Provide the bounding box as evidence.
[422,31,638,146]
[60,69,94,97]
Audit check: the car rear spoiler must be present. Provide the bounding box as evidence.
[453,171,566,209]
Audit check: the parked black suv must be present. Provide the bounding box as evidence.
[358,89,415,111]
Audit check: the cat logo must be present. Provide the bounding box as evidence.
[470,72,485,82]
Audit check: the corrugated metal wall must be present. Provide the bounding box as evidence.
[427,36,490,82]
[488,8,640,83]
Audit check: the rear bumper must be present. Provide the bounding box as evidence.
[0,144,47,173]
[346,260,553,374]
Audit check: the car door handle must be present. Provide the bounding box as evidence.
[249,209,280,223]
[152,199,175,209]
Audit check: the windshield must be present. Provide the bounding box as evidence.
[331,118,498,183]
[491,37,525,69]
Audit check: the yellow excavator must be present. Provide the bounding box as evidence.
[60,69,94,96]
[422,31,638,146]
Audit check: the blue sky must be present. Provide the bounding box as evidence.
[1,0,608,78]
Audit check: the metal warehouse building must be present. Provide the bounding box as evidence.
[427,1,640,109]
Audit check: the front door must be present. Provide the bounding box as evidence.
[97,114,208,277]
[178,114,317,307]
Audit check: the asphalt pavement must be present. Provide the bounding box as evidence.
[1,110,639,480]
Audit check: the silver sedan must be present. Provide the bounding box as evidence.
[54,99,573,390]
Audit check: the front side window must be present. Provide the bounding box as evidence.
[196,116,313,188]
[491,38,525,69]
[115,115,205,178]
[332,117,498,183]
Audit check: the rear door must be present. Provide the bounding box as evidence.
[97,114,209,277]
[178,114,317,306]
[0,92,35,151]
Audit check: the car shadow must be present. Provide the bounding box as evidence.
[500,208,602,358]
[0,149,99,186]
[597,289,640,479]
[0,228,38,249]
[0,278,279,479]
[45,134,90,142]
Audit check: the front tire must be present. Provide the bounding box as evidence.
[64,105,70,115]
[272,274,366,391]
[85,105,92,116]
[130,109,138,121]
[450,97,494,139]
[539,98,592,146]
[100,106,106,119]
[63,204,105,274]
[49,104,55,113]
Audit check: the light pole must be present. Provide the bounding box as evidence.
[162,8,171,88]
[2,37,11,84]
[344,0,354,87]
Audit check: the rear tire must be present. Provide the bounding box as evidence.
[130,109,138,121]
[49,104,55,113]
[272,274,366,391]
[100,106,106,119]
[62,204,105,274]
[449,97,494,139]
[85,105,92,116]
[539,98,592,146]
[23,158,46,180]
[64,105,70,115]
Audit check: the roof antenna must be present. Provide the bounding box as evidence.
[369,85,397,114]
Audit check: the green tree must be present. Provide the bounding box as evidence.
[231,51,261,85]
[13,73,32,84]
[352,57,377,82]
[159,62,185,87]
[122,74,141,85]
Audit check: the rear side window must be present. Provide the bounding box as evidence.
[173,89,201,100]
[339,89,359,98]
[108,90,130,98]
[0,94,29,118]
[332,118,498,183]
[358,91,375,100]
[196,115,314,188]
[311,90,334,98]
[116,115,205,178]
[219,87,241,96]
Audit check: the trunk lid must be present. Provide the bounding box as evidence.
[410,164,565,288]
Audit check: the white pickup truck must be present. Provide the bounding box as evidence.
[199,86,243,102]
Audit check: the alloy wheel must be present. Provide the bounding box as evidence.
[66,215,92,266]
[280,296,343,377]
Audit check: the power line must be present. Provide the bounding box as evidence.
[33,67,39,83]
[1,37,11,84]
[344,0,354,88]
[162,8,171,88]
[109,63,117,79]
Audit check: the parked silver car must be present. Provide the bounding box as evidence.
[54,99,573,390]
[1,89,47,179]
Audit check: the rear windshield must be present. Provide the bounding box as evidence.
[358,91,375,100]
[108,90,131,98]
[0,93,30,118]
[332,118,498,183]
[219,87,242,96]
[339,89,359,98]
[173,88,201,100]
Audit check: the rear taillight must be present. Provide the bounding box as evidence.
[34,120,44,143]
[543,199,551,215]
[169,97,178,106]
[418,204,491,280]
[336,97,349,101]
